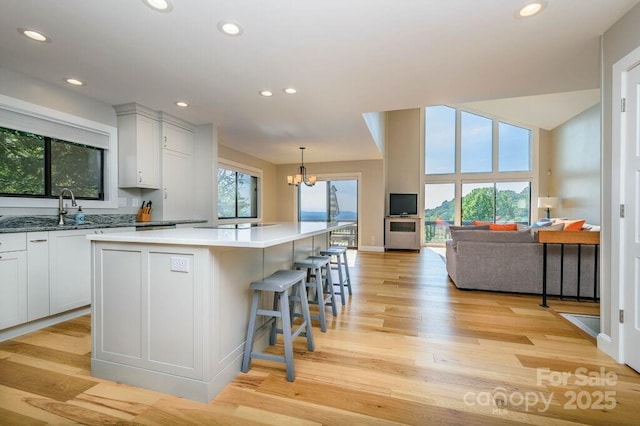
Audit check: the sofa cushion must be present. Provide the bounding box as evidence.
[450,229,534,249]
[488,223,518,231]
[449,225,490,232]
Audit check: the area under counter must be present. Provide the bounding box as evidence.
[88,221,352,402]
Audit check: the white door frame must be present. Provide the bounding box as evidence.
[605,44,640,362]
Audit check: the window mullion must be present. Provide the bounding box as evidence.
[44,137,52,196]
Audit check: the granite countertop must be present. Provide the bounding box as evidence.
[0,214,206,234]
[87,221,355,248]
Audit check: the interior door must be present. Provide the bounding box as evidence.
[623,62,640,373]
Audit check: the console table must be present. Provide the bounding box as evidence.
[538,230,600,308]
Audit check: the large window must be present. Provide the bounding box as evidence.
[424,105,534,243]
[0,126,104,199]
[217,164,259,220]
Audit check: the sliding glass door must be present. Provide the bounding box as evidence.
[299,179,358,248]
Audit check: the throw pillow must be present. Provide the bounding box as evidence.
[488,223,517,231]
[530,222,564,238]
[556,219,586,231]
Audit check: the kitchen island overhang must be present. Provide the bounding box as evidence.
[88,221,353,402]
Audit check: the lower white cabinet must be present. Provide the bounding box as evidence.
[0,249,27,330]
[49,228,134,315]
[27,232,50,321]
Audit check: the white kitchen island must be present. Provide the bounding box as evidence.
[88,221,352,402]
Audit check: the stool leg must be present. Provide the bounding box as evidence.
[314,265,327,332]
[279,289,295,382]
[269,291,279,345]
[241,290,261,373]
[342,251,352,295]
[324,263,337,316]
[334,254,346,305]
[297,278,315,351]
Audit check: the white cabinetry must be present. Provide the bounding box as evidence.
[49,228,134,315]
[384,217,421,250]
[147,119,195,220]
[115,103,160,189]
[0,233,27,330]
[27,232,49,321]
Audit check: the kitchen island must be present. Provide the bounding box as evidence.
[88,221,353,402]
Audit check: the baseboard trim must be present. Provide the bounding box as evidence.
[0,306,91,342]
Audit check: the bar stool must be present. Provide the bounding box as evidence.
[241,269,314,382]
[320,246,352,304]
[294,256,337,332]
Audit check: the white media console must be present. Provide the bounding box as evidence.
[384,216,421,250]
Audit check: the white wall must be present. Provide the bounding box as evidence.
[550,104,601,224]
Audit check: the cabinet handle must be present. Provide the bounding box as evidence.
[29,239,48,243]
[164,135,167,147]
[164,188,168,199]
[94,230,104,234]
[138,171,143,183]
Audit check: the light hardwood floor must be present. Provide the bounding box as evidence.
[1,248,638,425]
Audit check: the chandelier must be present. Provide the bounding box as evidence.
[287,147,316,187]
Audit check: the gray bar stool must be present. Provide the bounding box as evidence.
[320,246,352,304]
[294,256,337,332]
[241,269,314,382]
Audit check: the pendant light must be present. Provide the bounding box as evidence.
[287,147,316,187]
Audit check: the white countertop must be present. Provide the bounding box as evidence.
[87,221,354,248]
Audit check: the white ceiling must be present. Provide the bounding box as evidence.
[0,0,637,164]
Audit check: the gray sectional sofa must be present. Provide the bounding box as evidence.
[445,228,598,297]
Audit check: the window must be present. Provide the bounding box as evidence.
[424,183,455,243]
[425,105,456,174]
[460,111,493,173]
[217,165,259,219]
[461,181,530,224]
[0,126,104,199]
[424,105,535,241]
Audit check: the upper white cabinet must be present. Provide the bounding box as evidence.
[0,233,27,330]
[115,103,160,189]
[145,117,195,221]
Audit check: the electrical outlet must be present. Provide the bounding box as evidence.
[132,197,140,208]
[170,256,190,273]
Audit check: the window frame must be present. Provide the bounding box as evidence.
[423,105,539,229]
[0,127,105,200]
[0,94,118,209]
[217,158,262,223]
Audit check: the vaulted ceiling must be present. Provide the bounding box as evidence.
[1,0,637,164]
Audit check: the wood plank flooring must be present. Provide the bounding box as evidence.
[1,248,638,425]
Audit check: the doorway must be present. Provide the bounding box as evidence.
[298,179,358,248]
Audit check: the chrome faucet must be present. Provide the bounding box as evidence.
[58,188,77,225]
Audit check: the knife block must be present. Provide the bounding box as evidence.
[137,211,151,222]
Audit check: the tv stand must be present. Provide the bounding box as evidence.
[384,216,421,251]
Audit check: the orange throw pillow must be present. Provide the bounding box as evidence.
[472,220,492,226]
[559,219,586,231]
[488,223,518,231]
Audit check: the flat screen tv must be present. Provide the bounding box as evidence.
[389,193,418,216]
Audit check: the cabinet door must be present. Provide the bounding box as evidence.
[50,228,135,315]
[162,122,194,155]
[163,149,194,220]
[0,251,27,330]
[117,111,160,189]
[136,114,160,187]
[27,232,50,321]
[49,229,92,314]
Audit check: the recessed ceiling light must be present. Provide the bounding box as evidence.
[283,88,297,95]
[176,101,189,107]
[259,90,273,97]
[218,20,243,36]
[143,0,173,12]
[65,78,84,86]
[19,28,50,42]
[518,1,546,18]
